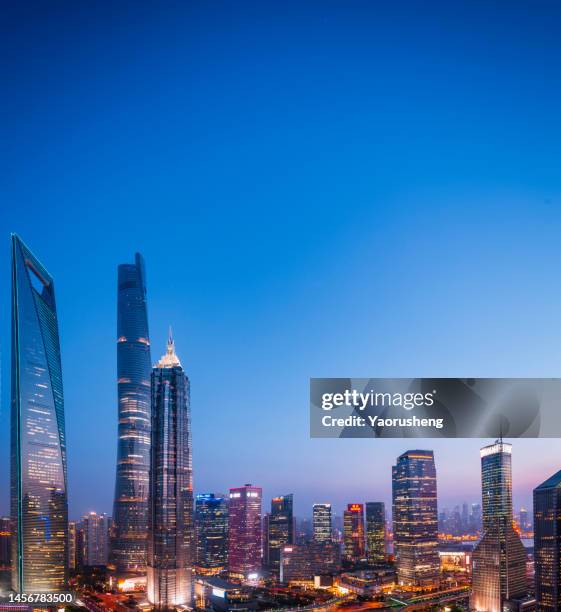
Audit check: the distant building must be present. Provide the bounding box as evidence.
[312,504,332,544]
[0,517,11,591]
[228,485,262,580]
[81,513,110,566]
[195,494,229,572]
[262,513,270,566]
[147,336,194,608]
[519,508,530,533]
[471,441,527,612]
[266,495,294,574]
[343,504,365,563]
[68,521,77,570]
[534,469,561,611]
[392,450,439,588]
[280,542,340,583]
[365,503,386,564]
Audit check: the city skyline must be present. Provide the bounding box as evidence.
[1,239,559,520]
[4,1,561,523]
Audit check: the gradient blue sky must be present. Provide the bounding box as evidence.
[2,1,561,521]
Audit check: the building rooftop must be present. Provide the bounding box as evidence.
[535,469,561,491]
[156,328,182,368]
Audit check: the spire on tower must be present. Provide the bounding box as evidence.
[156,326,182,368]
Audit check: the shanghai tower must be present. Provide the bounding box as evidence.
[110,254,152,575]
[11,234,68,592]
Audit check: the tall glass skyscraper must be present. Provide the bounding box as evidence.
[392,450,439,588]
[266,494,294,574]
[312,504,332,543]
[343,504,365,563]
[533,469,561,611]
[228,485,262,580]
[147,336,194,608]
[110,254,152,576]
[81,512,110,567]
[195,493,228,572]
[10,234,68,592]
[365,502,386,564]
[470,441,527,612]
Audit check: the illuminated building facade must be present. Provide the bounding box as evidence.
[68,521,76,570]
[0,517,11,591]
[280,542,340,583]
[147,337,194,608]
[10,234,68,592]
[365,502,386,564]
[312,504,332,543]
[111,253,152,575]
[266,494,294,573]
[81,512,110,566]
[392,450,439,588]
[534,469,561,611]
[227,485,262,579]
[519,508,530,533]
[195,494,228,572]
[343,504,365,563]
[471,441,527,612]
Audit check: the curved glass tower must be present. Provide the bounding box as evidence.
[110,254,152,575]
[11,234,68,592]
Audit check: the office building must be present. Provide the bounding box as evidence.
[227,485,262,580]
[147,336,194,608]
[312,504,332,544]
[280,542,340,583]
[519,508,530,533]
[471,441,527,612]
[68,521,76,571]
[0,517,11,591]
[266,495,294,574]
[10,234,68,592]
[365,502,386,564]
[343,504,365,563]
[392,450,439,588]
[82,512,110,566]
[195,494,228,572]
[110,253,152,575]
[534,469,561,611]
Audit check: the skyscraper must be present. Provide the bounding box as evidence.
[110,253,152,576]
[228,485,262,580]
[68,521,76,571]
[343,504,365,563]
[147,336,194,609]
[470,441,527,612]
[195,494,229,573]
[365,502,386,564]
[0,517,11,591]
[392,450,439,588]
[81,512,110,567]
[312,504,332,544]
[519,507,530,533]
[533,469,561,611]
[10,234,68,592]
[266,495,294,574]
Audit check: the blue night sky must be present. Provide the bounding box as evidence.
[2,1,561,521]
